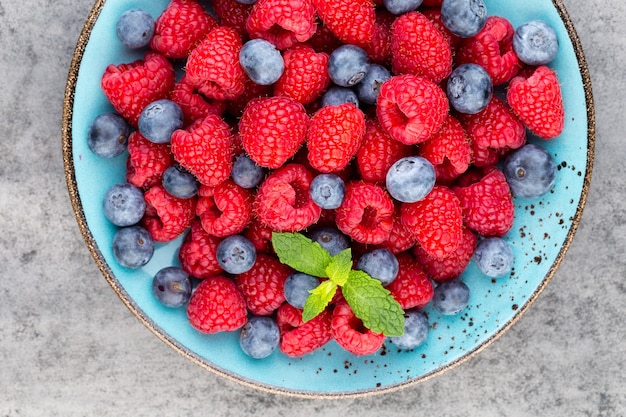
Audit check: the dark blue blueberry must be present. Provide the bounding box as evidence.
[116,9,155,49]
[239,39,284,85]
[152,267,192,308]
[328,44,371,87]
[386,156,436,203]
[284,273,321,309]
[321,86,360,108]
[446,63,493,114]
[239,316,280,359]
[355,64,391,106]
[502,143,557,198]
[473,237,514,278]
[234,0,257,4]
[310,174,346,209]
[162,165,199,199]
[112,225,155,269]
[513,20,559,66]
[216,235,257,274]
[390,309,429,350]
[103,183,146,227]
[308,227,350,257]
[231,153,265,189]
[441,0,487,38]
[87,113,131,158]
[383,0,422,15]
[432,280,470,315]
[357,248,399,286]
[138,99,184,144]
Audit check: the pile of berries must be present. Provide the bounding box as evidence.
[89,0,564,358]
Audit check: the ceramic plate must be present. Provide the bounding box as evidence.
[62,0,594,398]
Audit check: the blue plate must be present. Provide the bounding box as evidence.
[62,0,594,397]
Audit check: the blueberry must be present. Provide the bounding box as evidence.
[308,227,350,256]
[87,113,131,158]
[239,39,284,85]
[432,280,470,315]
[383,0,423,15]
[502,144,557,198]
[112,225,155,269]
[103,183,146,227]
[513,20,559,66]
[440,0,487,38]
[231,153,265,189]
[386,156,436,203]
[446,63,493,114]
[473,237,514,278]
[310,174,346,210]
[239,316,280,359]
[235,0,257,4]
[152,267,192,308]
[328,45,371,87]
[284,273,321,309]
[355,64,391,106]
[357,249,399,286]
[321,86,360,108]
[116,9,155,49]
[138,99,184,144]
[216,235,257,274]
[162,165,199,199]
[390,309,429,350]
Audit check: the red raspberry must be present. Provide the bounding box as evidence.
[277,303,333,357]
[235,254,292,316]
[243,218,275,254]
[169,75,226,125]
[362,9,395,66]
[101,51,175,127]
[331,302,385,356]
[390,11,453,84]
[377,205,416,254]
[239,96,309,169]
[421,7,461,50]
[274,45,330,105]
[170,114,233,187]
[386,252,434,310]
[246,0,317,50]
[306,103,365,173]
[312,0,376,47]
[225,76,273,118]
[125,131,173,189]
[376,74,449,145]
[422,0,443,5]
[211,0,253,38]
[187,276,248,334]
[141,185,197,242]
[401,186,463,259]
[186,26,246,100]
[335,182,394,245]
[456,16,521,86]
[419,115,471,183]
[453,166,515,237]
[178,221,223,279]
[254,163,322,232]
[414,226,477,282]
[196,180,253,237]
[307,23,343,55]
[150,0,218,59]
[507,65,565,139]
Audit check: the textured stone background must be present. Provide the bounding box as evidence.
[1,0,624,415]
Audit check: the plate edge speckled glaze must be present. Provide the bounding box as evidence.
[61,0,595,399]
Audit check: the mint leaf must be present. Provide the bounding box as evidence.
[342,270,405,337]
[302,280,337,322]
[272,232,331,278]
[325,248,352,286]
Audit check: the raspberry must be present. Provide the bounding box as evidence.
[456,16,521,86]
[421,7,461,50]
[274,45,330,105]
[390,11,453,84]
[141,184,197,242]
[125,131,173,189]
[243,218,275,254]
[335,182,394,245]
[150,0,218,59]
[211,0,253,38]
[186,26,246,100]
[507,65,565,139]
[187,276,248,334]
[101,51,175,127]
[377,205,416,254]
[330,302,385,356]
[386,252,434,310]
[178,221,223,278]
[418,115,471,183]
[376,74,449,145]
[254,163,322,232]
[225,76,273,118]
[453,166,515,237]
[196,180,253,237]
[312,0,376,47]
[362,9,394,66]
[277,303,333,357]
[235,254,292,316]
[400,185,463,259]
[239,96,309,169]
[307,23,343,55]
[306,103,365,173]
[170,114,233,187]
[414,226,477,282]
[169,75,226,125]
[245,0,317,50]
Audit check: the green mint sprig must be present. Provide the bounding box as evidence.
[272,232,405,337]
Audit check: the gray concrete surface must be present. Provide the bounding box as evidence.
[0,0,624,415]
